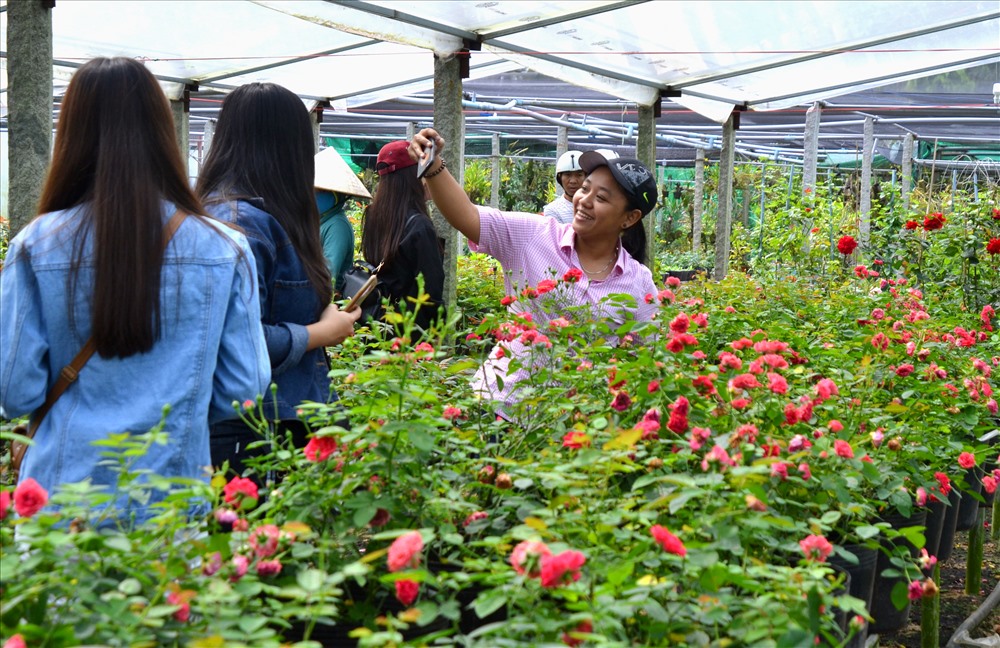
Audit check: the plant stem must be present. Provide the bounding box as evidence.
[965,508,985,596]
[920,562,940,648]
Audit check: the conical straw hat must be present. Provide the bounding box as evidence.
[315,147,371,199]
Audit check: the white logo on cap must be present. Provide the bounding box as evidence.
[618,162,650,188]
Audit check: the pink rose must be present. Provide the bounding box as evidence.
[231,554,250,582]
[387,531,424,572]
[166,591,191,622]
[4,635,27,648]
[539,550,586,588]
[650,525,687,556]
[799,534,833,562]
[957,452,976,469]
[256,559,283,577]
[510,540,552,577]
[249,524,281,558]
[833,440,854,459]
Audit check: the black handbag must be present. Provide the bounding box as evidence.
[342,259,385,321]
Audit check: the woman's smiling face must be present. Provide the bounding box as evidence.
[572,167,640,240]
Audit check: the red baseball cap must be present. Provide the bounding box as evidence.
[376,140,417,176]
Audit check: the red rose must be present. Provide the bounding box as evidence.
[986,238,1000,255]
[223,476,258,510]
[303,435,337,462]
[904,220,918,230]
[837,236,857,255]
[923,213,945,230]
[395,579,420,606]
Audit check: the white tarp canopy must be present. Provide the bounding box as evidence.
[2,0,998,123]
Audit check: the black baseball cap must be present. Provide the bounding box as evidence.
[579,151,658,216]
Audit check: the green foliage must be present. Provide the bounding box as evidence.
[497,152,552,213]
[4,175,996,646]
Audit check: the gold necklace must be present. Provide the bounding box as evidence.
[580,242,619,276]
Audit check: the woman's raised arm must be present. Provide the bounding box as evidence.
[409,128,481,244]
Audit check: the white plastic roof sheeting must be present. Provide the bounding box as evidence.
[2,0,998,123]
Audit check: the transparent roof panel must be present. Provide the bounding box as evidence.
[48,1,368,84]
[1,0,997,124]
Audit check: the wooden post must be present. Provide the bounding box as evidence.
[713,112,737,280]
[7,0,54,235]
[860,116,874,250]
[491,133,501,209]
[693,148,705,251]
[432,52,464,313]
[637,101,657,268]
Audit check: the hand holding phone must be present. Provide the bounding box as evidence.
[345,274,378,313]
[344,262,383,313]
[416,140,437,178]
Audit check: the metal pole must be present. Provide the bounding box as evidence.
[860,116,874,250]
[491,133,501,209]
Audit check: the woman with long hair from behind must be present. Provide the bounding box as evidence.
[0,57,270,523]
[360,140,444,333]
[197,83,360,480]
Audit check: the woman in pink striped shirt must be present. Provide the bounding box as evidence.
[409,128,659,408]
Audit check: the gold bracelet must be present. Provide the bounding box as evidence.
[423,159,447,179]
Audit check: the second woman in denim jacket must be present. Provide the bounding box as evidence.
[197,83,360,480]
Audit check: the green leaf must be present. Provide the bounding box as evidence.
[473,588,507,618]
[891,580,910,611]
[606,560,634,587]
[117,578,142,596]
[855,525,881,540]
[238,616,269,633]
[407,428,434,452]
[297,568,324,592]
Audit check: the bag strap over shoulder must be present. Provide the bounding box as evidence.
[23,210,187,438]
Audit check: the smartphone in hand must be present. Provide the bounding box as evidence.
[416,140,437,178]
[345,274,378,313]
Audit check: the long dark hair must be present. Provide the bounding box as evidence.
[37,57,205,358]
[360,165,429,265]
[196,83,332,306]
[621,222,647,265]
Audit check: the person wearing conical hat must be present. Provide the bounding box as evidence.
[314,147,372,293]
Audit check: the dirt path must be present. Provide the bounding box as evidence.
[876,518,999,647]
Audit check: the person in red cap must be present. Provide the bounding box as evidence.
[407,128,658,409]
[359,140,444,333]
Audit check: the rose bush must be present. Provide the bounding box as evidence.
[1,180,996,646]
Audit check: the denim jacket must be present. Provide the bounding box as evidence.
[0,203,270,519]
[203,198,334,419]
